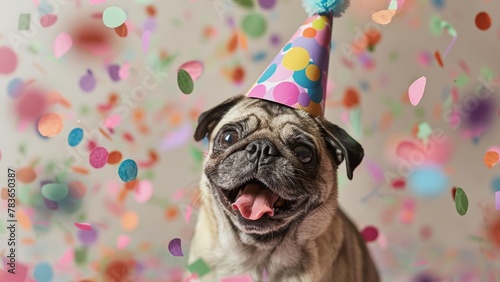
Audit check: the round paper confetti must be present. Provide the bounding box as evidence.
[107,151,123,164]
[484,151,499,168]
[40,14,57,27]
[68,128,84,147]
[134,180,153,203]
[7,78,24,98]
[361,226,379,242]
[33,262,53,282]
[17,167,36,183]
[408,165,448,197]
[491,176,500,193]
[78,228,98,246]
[242,13,267,38]
[41,183,69,202]
[408,76,426,106]
[89,147,109,169]
[179,61,204,81]
[177,69,194,94]
[475,12,491,31]
[53,32,73,58]
[258,0,276,9]
[103,7,127,28]
[121,211,139,231]
[118,159,138,182]
[454,187,468,216]
[38,112,64,137]
[168,238,184,257]
[68,180,87,199]
[74,222,92,230]
[371,9,396,25]
[80,69,96,92]
[0,46,18,75]
[108,64,121,81]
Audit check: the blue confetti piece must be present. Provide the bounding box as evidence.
[118,159,138,182]
[33,262,53,282]
[68,128,84,147]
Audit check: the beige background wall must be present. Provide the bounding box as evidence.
[1,0,499,281]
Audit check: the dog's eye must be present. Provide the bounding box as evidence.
[220,130,239,147]
[293,146,312,163]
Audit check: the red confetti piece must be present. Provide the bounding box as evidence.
[361,226,379,242]
[434,51,444,67]
[74,222,92,230]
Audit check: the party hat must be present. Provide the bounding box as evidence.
[246,0,349,118]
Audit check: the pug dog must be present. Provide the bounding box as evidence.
[187,95,379,282]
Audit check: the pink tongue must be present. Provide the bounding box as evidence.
[231,183,279,220]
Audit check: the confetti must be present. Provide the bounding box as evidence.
[74,222,92,230]
[117,234,130,249]
[361,226,379,242]
[121,211,139,231]
[258,0,276,9]
[496,191,500,210]
[53,32,73,58]
[454,187,468,216]
[33,262,53,282]
[68,180,87,199]
[408,76,426,106]
[234,0,254,8]
[177,69,194,94]
[408,165,448,197]
[185,205,193,223]
[118,159,138,182]
[242,13,267,38]
[78,228,98,246]
[102,6,127,28]
[0,46,18,75]
[142,30,151,53]
[68,128,84,147]
[7,78,24,98]
[484,151,499,168]
[41,183,69,202]
[187,258,211,278]
[107,151,123,164]
[18,14,31,30]
[119,62,130,80]
[38,112,64,137]
[221,275,254,282]
[475,12,491,31]
[371,9,396,25]
[168,238,184,257]
[434,51,443,67]
[114,23,128,37]
[108,64,121,81]
[79,69,96,92]
[179,61,204,81]
[134,180,153,203]
[17,167,36,183]
[40,14,57,27]
[89,147,109,169]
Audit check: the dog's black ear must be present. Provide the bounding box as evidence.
[319,119,364,180]
[194,95,245,142]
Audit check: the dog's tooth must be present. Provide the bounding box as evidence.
[236,189,243,198]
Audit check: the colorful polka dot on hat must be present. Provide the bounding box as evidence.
[246,0,349,118]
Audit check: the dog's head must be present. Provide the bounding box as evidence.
[194,95,363,245]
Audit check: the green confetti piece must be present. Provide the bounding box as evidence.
[429,15,444,36]
[234,0,254,8]
[242,13,267,38]
[454,187,468,216]
[417,122,432,141]
[74,247,88,265]
[41,183,68,202]
[177,69,194,94]
[383,97,402,118]
[187,258,211,277]
[454,74,468,88]
[18,14,31,30]
[102,6,127,28]
[190,146,203,164]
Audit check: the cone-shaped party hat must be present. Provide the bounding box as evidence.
[246,0,349,118]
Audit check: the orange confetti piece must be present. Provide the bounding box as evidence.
[484,151,499,168]
[237,30,248,50]
[107,151,123,164]
[1,188,8,200]
[342,87,360,108]
[121,211,139,231]
[99,128,112,141]
[17,167,36,183]
[18,209,32,231]
[228,31,238,53]
[114,23,128,37]
[71,166,89,175]
[38,112,64,137]
[165,206,179,221]
[21,238,35,245]
[118,187,129,203]
[434,51,444,68]
[125,179,138,190]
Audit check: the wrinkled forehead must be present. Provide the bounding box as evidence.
[212,98,321,140]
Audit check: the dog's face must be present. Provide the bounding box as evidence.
[194,95,363,245]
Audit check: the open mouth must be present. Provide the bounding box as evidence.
[218,179,301,220]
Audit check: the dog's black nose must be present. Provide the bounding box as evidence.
[246,139,279,164]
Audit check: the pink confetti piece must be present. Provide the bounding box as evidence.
[221,275,254,282]
[74,222,92,230]
[408,76,426,106]
[0,261,28,282]
[117,234,130,249]
[172,189,185,201]
[179,61,204,81]
[40,14,58,27]
[184,205,193,223]
[168,238,184,257]
[142,31,151,53]
[134,180,154,203]
[89,147,109,169]
[103,114,122,130]
[119,61,130,80]
[377,232,388,250]
[53,32,73,58]
[414,260,428,267]
[496,191,500,210]
[89,0,106,4]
